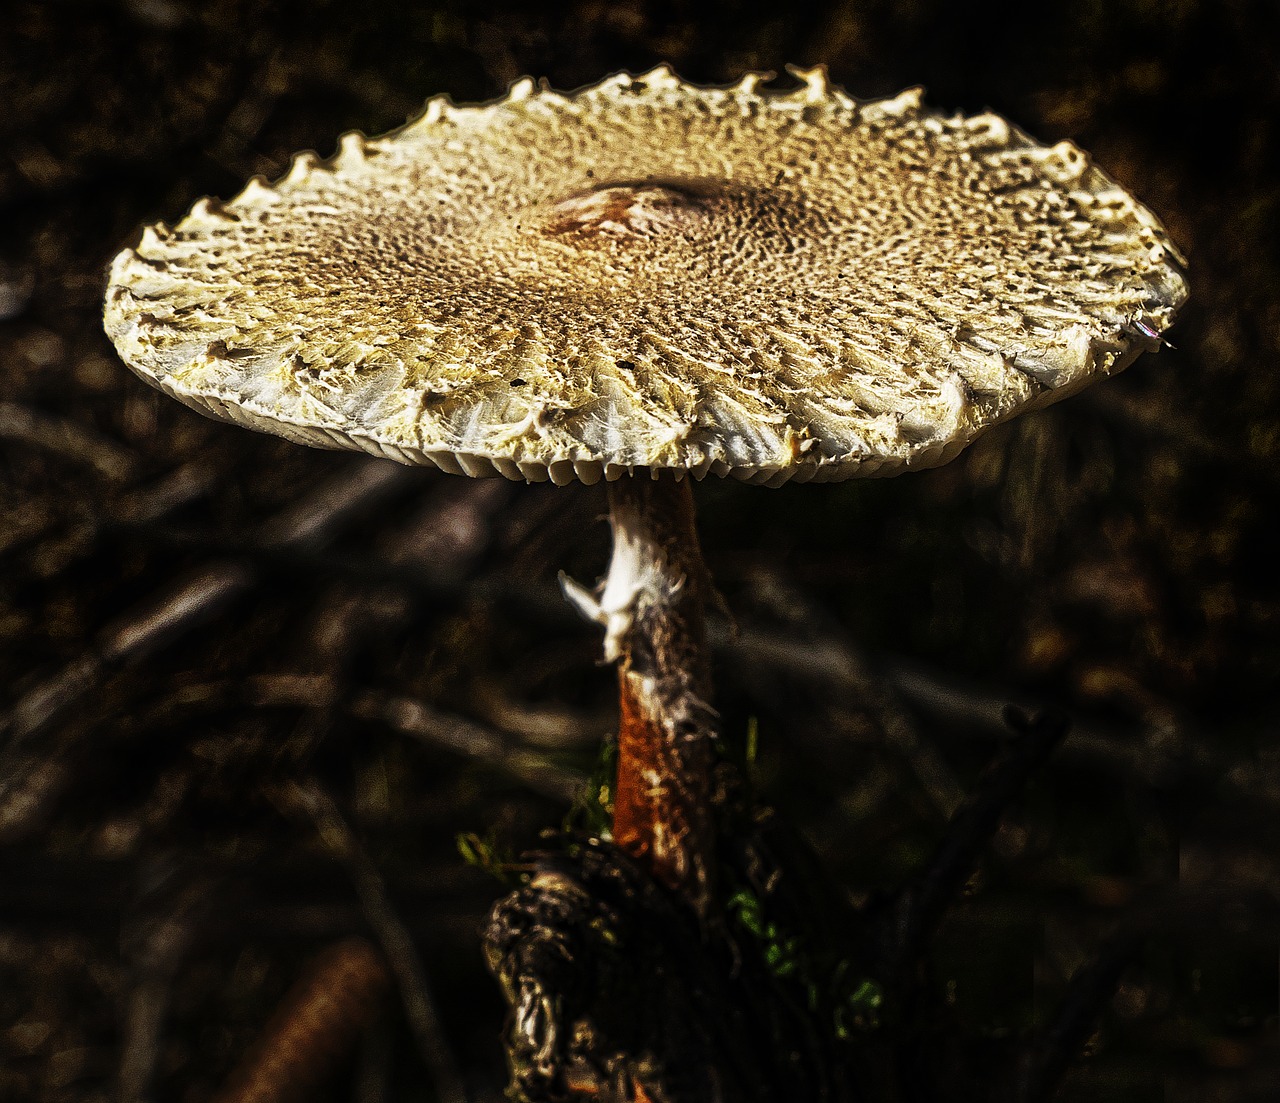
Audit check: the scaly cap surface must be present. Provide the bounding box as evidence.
[104,66,1188,486]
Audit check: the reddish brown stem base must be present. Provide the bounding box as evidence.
[613,663,710,889]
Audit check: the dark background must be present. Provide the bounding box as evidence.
[2,1,1277,1099]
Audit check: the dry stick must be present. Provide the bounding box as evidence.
[253,472,579,793]
[0,458,414,758]
[349,691,583,804]
[472,679,607,750]
[886,708,1071,973]
[0,400,138,481]
[283,779,468,1103]
[493,576,1243,815]
[0,460,415,844]
[877,656,1227,794]
[211,938,393,1103]
[59,666,584,806]
[353,1009,395,1103]
[114,460,223,527]
[727,604,967,820]
[117,870,210,1103]
[0,750,74,844]
[1012,923,1148,1103]
[563,475,718,915]
[720,623,1243,804]
[279,474,553,791]
[1,456,219,569]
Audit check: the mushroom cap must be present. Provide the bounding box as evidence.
[104,66,1188,487]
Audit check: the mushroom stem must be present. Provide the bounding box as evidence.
[563,475,717,913]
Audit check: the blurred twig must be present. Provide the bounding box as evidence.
[0,457,219,567]
[351,692,583,804]
[726,617,967,819]
[880,709,1070,975]
[280,779,468,1103]
[0,459,418,840]
[212,937,392,1103]
[1009,923,1149,1103]
[0,401,138,481]
[117,858,212,1103]
[0,459,413,747]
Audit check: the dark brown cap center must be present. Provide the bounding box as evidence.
[543,179,716,241]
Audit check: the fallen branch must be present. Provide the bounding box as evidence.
[0,400,138,481]
[0,458,416,769]
[211,937,393,1103]
[280,779,468,1103]
[0,460,420,845]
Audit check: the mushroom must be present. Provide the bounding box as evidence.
[103,66,1188,915]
